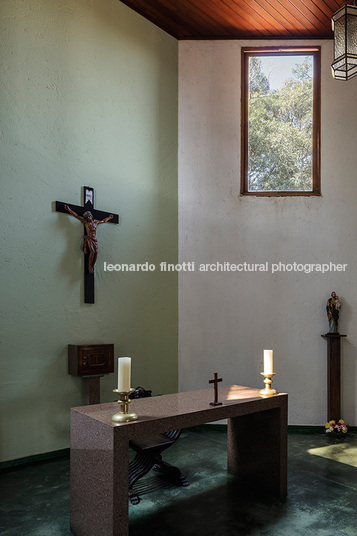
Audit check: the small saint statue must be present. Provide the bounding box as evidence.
[326,291,341,333]
[64,205,113,273]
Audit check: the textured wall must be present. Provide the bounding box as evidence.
[178,40,357,426]
[0,0,178,462]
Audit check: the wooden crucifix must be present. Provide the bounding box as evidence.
[56,186,119,304]
[209,372,222,406]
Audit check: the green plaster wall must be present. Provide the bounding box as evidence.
[0,0,178,462]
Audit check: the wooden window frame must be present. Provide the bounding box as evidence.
[241,46,321,197]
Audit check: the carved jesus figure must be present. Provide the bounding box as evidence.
[64,205,113,273]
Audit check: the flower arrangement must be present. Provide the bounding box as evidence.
[325,419,349,435]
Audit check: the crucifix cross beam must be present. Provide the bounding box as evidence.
[56,186,119,304]
[209,372,223,406]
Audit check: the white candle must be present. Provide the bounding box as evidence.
[263,350,273,375]
[117,357,131,392]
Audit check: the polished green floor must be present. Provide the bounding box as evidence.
[0,427,356,536]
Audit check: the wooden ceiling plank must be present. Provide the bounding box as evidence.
[177,0,268,37]
[249,0,302,34]
[163,0,250,37]
[118,0,192,37]
[314,0,338,37]
[310,0,337,18]
[119,0,336,40]
[296,0,333,31]
[230,0,289,36]
[156,0,225,37]
[173,0,288,39]
[209,0,270,35]
[307,0,335,34]
[212,0,280,32]
[222,0,290,36]
[318,0,341,13]
[271,0,320,31]
[283,0,331,33]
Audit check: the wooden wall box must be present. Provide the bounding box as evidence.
[68,344,114,377]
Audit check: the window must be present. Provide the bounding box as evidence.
[241,47,321,196]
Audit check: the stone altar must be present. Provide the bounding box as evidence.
[70,385,288,536]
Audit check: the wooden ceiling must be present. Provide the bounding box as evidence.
[119,0,341,39]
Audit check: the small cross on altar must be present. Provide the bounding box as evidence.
[56,186,119,304]
[209,372,222,406]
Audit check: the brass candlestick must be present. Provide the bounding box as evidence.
[259,372,277,398]
[112,389,138,423]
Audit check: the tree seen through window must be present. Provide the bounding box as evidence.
[241,48,321,196]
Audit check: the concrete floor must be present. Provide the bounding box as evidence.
[0,427,356,536]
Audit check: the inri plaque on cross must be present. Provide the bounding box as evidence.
[56,186,119,304]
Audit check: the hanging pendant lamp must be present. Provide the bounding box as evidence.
[331,2,357,80]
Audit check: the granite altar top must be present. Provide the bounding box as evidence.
[71,385,287,430]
